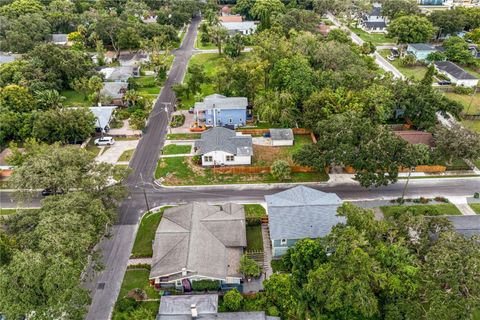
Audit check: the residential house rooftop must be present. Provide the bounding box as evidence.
[270,128,293,141]
[265,186,344,241]
[100,82,128,100]
[0,52,20,64]
[408,43,436,51]
[150,203,247,282]
[51,33,68,45]
[394,130,435,147]
[194,94,248,111]
[434,61,478,80]
[89,106,117,130]
[99,66,136,82]
[195,127,253,157]
[219,15,243,22]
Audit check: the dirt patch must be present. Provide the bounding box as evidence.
[252,145,293,165]
[186,157,205,175]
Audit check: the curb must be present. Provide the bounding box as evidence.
[153,179,333,190]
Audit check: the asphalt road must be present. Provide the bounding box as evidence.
[84,17,201,320]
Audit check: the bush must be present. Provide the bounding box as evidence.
[191,280,220,291]
[115,297,138,312]
[400,54,417,67]
[246,217,262,226]
[474,192,479,199]
[170,114,185,128]
[453,86,474,95]
[270,160,291,181]
[270,259,289,273]
[239,255,261,278]
[267,305,280,317]
[434,196,449,203]
[192,155,201,164]
[223,288,243,311]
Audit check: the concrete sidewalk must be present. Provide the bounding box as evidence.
[95,140,139,164]
[448,196,477,215]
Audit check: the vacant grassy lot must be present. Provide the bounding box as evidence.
[379,50,428,81]
[131,209,167,258]
[195,30,217,50]
[162,144,192,155]
[252,135,313,166]
[444,92,480,115]
[166,133,201,140]
[118,149,135,162]
[461,120,480,133]
[155,156,328,185]
[380,204,462,219]
[131,76,160,95]
[470,204,480,214]
[351,28,396,44]
[60,90,91,107]
[246,225,264,251]
[244,204,266,218]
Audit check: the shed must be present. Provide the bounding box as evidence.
[270,128,294,146]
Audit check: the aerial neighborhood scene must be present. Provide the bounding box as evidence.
[2,0,480,319]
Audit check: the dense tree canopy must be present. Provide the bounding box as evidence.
[387,15,435,44]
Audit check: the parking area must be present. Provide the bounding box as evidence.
[95,140,139,164]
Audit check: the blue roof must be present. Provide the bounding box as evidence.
[265,186,344,240]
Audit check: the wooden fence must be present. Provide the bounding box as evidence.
[211,165,316,174]
[345,165,447,174]
[237,128,312,135]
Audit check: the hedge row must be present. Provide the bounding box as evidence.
[192,279,220,291]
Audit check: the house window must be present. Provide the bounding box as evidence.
[226,155,234,162]
[204,156,213,162]
[280,239,287,245]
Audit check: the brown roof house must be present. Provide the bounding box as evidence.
[149,203,247,292]
[394,130,435,147]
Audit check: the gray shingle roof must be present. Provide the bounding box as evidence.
[265,186,344,240]
[89,106,117,129]
[150,203,247,281]
[408,43,436,51]
[195,127,253,156]
[51,34,68,43]
[100,82,128,99]
[270,128,293,141]
[363,21,387,29]
[434,61,477,80]
[194,94,248,111]
[99,66,135,81]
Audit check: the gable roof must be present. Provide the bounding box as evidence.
[99,66,135,81]
[220,21,257,32]
[150,203,247,280]
[270,128,293,141]
[194,94,248,111]
[220,15,243,22]
[89,106,117,129]
[195,127,253,156]
[394,130,434,147]
[266,186,344,240]
[434,61,477,80]
[408,43,436,51]
[369,3,382,16]
[100,82,128,99]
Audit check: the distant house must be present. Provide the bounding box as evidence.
[99,66,139,82]
[0,52,20,65]
[433,61,479,87]
[0,148,18,177]
[406,43,439,61]
[468,44,480,59]
[265,186,344,257]
[317,23,331,36]
[50,34,68,46]
[220,5,232,16]
[157,294,280,320]
[361,3,388,33]
[270,128,294,146]
[149,203,247,292]
[89,106,117,132]
[90,51,116,65]
[118,52,149,67]
[220,20,257,35]
[394,130,435,147]
[195,127,253,166]
[141,13,158,24]
[194,94,248,128]
[100,82,128,106]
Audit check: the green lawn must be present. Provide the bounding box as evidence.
[60,90,91,107]
[253,135,314,166]
[131,209,167,258]
[112,301,158,320]
[379,50,428,81]
[155,156,328,185]
[444,92,480,114]
[442,158,470,171]
[162,144,192,155]
[461,120,480,133]
[474,159,480,168]
[166,133,201,140]
[380,204,462,219]
[244,204,266,219]
[246,225,264,251]
[0,208,37,215]
[351,28,396,45]
[131,76,160,95]
[470,204,480,214]
[195,30,217,50]
[118,149,135,162]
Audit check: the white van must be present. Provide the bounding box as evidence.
[94,136,115,146]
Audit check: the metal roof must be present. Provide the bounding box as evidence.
[195,127,253,156]
[270,128,293,141]
[434,61,477,80]
[408,43,436,51]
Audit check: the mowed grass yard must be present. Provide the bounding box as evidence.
[252,135,313,166]
[470,204,480,214]
[154,156,328,185]
[461,120,480,133]
[351,28,396,45]
[162,144,192,155]
[131,208,168,258]
[246,225,263,251]
[244,204,266,218]
[60,90,91,107]
[380,204,462,219]
[379,50,428,81]
[444,92,480,115]
[118,149,135,162]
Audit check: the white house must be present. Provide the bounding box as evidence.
[194,127,253,166]
[219,16,257,35]
[434,61,479,87]
[270,128,294,146]
[361,3,388,33]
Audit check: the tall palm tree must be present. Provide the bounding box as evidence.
[34,90,66,109]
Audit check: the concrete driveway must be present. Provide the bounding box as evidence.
[95,140,139,164]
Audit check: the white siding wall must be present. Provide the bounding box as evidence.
[456,78,479,88]
[202,151,251,166]
[272,140,294,146]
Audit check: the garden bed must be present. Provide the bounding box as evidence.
[380,204,462,219]
[161,144,192,155]
[154,156,328,185]
[131,209,167,258]
[170,114,186,128]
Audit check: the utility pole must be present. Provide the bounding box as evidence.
[139,173,150,213]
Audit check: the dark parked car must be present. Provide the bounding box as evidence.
[437,80,451,86]
[41,188,64,196]
[188,107,194,114]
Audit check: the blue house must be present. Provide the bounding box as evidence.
[406,43,439,61]
[265,186,344,258]
[194,94,248,128]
